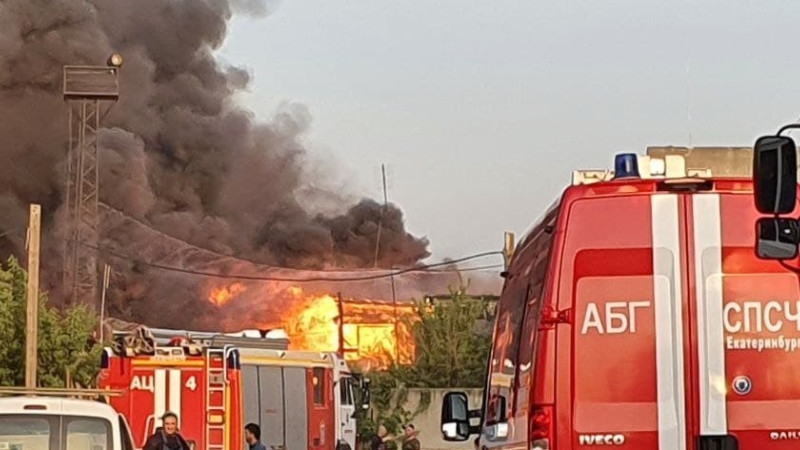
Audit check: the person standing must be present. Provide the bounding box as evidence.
[401,424,420,450]
[143,412,191,450]
[244,423,268,450]
[369,425,391,450]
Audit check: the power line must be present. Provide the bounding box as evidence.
[100,202,467,274]
[81,241,503,282]
[425,264,503,273]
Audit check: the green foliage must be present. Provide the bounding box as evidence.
[357,285,492,443]
[403,288,492,388]
[0,256,102,388]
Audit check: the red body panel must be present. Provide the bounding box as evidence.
[561,195,658,448]
[480,177,800,450]
[99,353,243,450]
[716,192,800,448]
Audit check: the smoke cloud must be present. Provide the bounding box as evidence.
[0,0,483,328]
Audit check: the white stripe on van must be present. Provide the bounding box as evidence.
[651,194,687,450]
[169,369,182,416]
[154,369,166,427]
[692,194,727,435]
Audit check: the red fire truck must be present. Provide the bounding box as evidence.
[98,326,369,450]
[440,143,800,449]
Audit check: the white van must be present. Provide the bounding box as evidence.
[0,395,137,450]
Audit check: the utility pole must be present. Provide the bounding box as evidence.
[336,292,345,356]
[98,264,111,342]
[25,204,41,389]
[380,164,400,361]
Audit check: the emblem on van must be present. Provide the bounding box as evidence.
[771,431,800,440]
[732,375,752,395]
[578,434,625,445]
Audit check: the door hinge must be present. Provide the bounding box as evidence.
[698,435,738,450]
[540,306,572,327]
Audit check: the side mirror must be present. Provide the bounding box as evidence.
[753,135,797,215]
[441,392,470,441]
[756,217,800,260]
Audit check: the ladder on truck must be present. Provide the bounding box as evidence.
[205,346,230,450]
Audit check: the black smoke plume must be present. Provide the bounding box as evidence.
[0,0,443,328]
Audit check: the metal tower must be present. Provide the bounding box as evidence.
[61,54,123,307]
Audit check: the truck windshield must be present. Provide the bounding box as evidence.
[0,414,112,450]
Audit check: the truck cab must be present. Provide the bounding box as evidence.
[0,389,137,450]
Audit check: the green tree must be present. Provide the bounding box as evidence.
[357,286,493,443]
[403,288,492,388]
[0,256,102,388]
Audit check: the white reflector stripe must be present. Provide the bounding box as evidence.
[692,194,727,434]
[651,194,687,450]
[154,369,166,428]
[169,369,182,417]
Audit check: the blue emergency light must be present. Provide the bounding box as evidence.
[614,153,640,178]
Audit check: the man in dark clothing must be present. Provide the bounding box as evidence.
[369,425,390,450]
[143,412,191,450]
[401,424,420,450]
[244,423,267,450]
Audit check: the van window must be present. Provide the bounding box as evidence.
[484,275,528,425]
[313,367,326,406]
[483,211,557,427]
[0,415,112,450]
[339,377,354,406]
[66,417,111,449]
[514,223,554,414]
[0,416,51,449]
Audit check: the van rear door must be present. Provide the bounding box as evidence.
[561,189,800,450]
[693,191,800,449]
[560,193,677,449]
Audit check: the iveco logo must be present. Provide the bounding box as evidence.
[578,434,625,445]
[732,375,752,395]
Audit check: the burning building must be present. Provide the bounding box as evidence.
[201,277,501,371]
[206,282,419,370]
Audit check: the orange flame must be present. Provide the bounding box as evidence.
[208,283,246,307]
[206,283,418,370]
[279,287,418,370]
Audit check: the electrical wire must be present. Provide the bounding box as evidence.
[81,240,503,282]
[100,202,488,274]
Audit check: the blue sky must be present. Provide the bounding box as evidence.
[218,0,800,263]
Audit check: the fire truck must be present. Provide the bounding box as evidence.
[440,142,800,450]
[98,326,370,450]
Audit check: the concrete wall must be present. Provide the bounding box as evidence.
[646,146,752,177]
[370,388,484,450]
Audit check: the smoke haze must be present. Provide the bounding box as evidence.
[0,0,500,328]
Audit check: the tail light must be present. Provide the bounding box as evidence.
[529,405,554,450]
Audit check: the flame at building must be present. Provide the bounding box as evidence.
[206,283,418,370]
